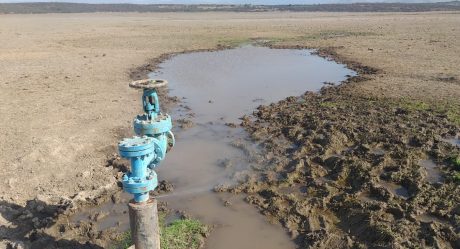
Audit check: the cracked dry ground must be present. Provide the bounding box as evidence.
[227,84,460,248]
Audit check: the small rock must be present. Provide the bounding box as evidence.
[213,184,230,193]
[218,158,232,168]
[111,193,121,204]
[159,180,174,192]
[92,211,109,221]
[177,119,194,129]
[225,123,237,128]
[59,224,66,233]
[31,217,40,228]
[290,230,299,239]
[7,178,16,188]
[18,210,33,220]
[82,171,91,178]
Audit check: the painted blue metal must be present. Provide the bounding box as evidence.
[133,114,172,136]
[118,136,157,202]
[118,79,174,203]
[142,89,160,119]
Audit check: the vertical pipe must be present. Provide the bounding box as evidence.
[134,193,149,203]
[129,198,160,249]
[131,157,149,202]
[131,157,144,179]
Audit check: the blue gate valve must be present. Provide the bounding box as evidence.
[118,79,175,203]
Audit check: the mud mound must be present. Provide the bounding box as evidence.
[234,86,460,248]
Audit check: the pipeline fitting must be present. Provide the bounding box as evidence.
[118,79,175,203]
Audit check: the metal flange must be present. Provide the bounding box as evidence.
[122,169,158,194]
[118,136,155,158]
[134,114,172,136]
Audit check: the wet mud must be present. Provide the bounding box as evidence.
[227,84,460,248]
[0,193,113,249]
[0,172,176,249]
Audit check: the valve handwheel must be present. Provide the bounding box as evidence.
[129,79,168,89]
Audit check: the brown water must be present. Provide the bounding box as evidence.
[357,192,378,202]
[148,45,355,249]
[443,135,460,148]
[416,213,449,225]
[155,45,354,124]
[74,45,355,248]
[419,158,443,184]
[378,181,410,199]
[72,193,131,232]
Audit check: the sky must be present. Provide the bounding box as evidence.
[0,0,449,4]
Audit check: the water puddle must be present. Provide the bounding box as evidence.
[155,45,355,123]
[77,45,354,248]
[416,213,449,225]
[378,181,410,199]
[278,184,308,197]
[148,45,355,249]
[419,158,443,184]
[443,135,460,147]
[71,192,131,232]
[370,147,386,156]
[357,192,378,202]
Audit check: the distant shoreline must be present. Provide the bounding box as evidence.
[1,1,460,14]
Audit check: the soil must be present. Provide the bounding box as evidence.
[1,11,460,249]
[227,76,460,248]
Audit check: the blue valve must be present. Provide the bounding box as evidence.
[118,79,175,203]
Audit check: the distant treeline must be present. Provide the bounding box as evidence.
[1,1,460,14]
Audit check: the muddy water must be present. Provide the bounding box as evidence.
[378,181,410,199]
[72,192,131,232]
[146,45,355,249]
[155,45,354,123]
[419,158,443,184]
[416,213,449,224]
[444,135,460,147]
